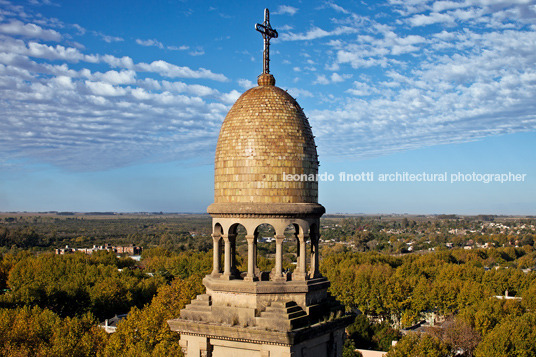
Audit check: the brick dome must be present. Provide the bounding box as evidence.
[208,74,322,215]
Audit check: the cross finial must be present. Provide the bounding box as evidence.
[255,8,278,74]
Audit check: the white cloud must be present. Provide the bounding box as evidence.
[93,31,124,43]
[408,12,455,27]
[168,45,189,51]
[281,26,358,41]
[264,0,536,161]
[100,54,135,69]
[101,35,123,43]
[327,2,350,14]
[134,60,226,81]
[336,50,388,69]
[278,24,294,31]
[331,72,352,82]
[26,41,92,62]
[0,55,227,170]
[0,37,96,63]
[313,74,330,85]
[85,80,126,96]
[94,55,226,81]
[220,90,241,104]
[311,27,536,159]
[287,87,313,98]
[311,72,352,85]
[136,38,164,49]
[72,24,86,35]
[189,49,205,56]
[136,38,188,51]
[238,78,253,89]
[2,0,536,173]
[0,14,232,171]
[130,87,151,100]
[51,75,74,89]
[274,5,298,16]
[0,20,61,41]
[93,70,136,85]
[160,80,218,97]
[346,81,373,96]
[432,1,465,13]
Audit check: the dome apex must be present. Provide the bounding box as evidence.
[257,73,275,86]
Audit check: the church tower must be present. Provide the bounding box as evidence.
[168,9,353,357]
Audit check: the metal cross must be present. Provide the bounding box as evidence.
[255,8,278,74]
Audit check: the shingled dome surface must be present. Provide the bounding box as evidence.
[213,74,319,206]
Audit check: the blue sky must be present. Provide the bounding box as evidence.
[0,0,535,214]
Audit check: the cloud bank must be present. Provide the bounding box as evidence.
[279,0,536,160]
[1,0,536,173]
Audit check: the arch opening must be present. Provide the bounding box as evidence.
[211,223,224,276]
[254,223,276,281]
[309,222,321,278]
[225,223,247,279]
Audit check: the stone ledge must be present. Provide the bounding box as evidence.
[207,203,325,217]
[203,275,330,294]
[168,314,355,346]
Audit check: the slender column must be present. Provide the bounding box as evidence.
[293,233,308,280]
[244,235,258,281]
[254,236,259,275]
[275,236,283,275]
[310,235,321,278]
[211,234,221,276]
[300,234,308,273]
[221,235,232,279]
[271,235,286,281]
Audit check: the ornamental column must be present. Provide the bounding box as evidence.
[211,234,221,276]
[310,235,321,278]
[244,235,258,281]
[271,235,286,281]
[293,233,308,280]
[221,235,232,279]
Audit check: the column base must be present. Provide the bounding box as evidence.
[292,271,308,281]
[270,270,288,282]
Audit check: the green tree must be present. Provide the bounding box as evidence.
[101,275,204,357]
[2,251,165,319]
[386,333,449,357]
[475,312,536,357]
[343,338,363,357]
[346,314,372,348]
[0,306,107,356]
[371,321,401,351]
